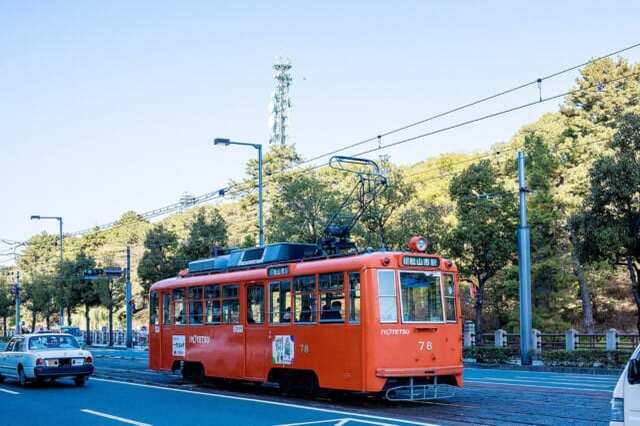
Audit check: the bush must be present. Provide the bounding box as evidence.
[464,347,519,364]
[539,350,632,368]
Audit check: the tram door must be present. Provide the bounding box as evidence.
[149,291,162,370]
[244,283,268,380]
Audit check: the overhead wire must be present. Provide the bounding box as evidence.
[55,41,640,238]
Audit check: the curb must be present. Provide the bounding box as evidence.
[464,362,623,375]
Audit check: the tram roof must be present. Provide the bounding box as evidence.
[150,251,454,291]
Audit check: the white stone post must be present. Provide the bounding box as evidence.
[531,329,542,353]
[565,329,578,352]
[606,328,618,351]
[495,329,507,348]
[464,321,476,348]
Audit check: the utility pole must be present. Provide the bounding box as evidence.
[126,246,132,348]
[14,271,21,335]
[517,151,533,365]
[257,143,264,246]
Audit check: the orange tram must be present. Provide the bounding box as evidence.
[148,237,463,400]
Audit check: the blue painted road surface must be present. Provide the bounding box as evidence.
[0,377,433,426]
[0,348,618,425]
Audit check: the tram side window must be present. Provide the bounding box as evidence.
[150,291,159,325]
[443,274,457,323]
[189,287,204,325]
[349,272,361,323]
[222,285,240,324]
[247,286,265,324]
[378,270,397,323]
[205,285,221,324]
[173,288,185,325]
[294,275,316,323]
[270,281,292,324]
[162,293,170,325]
[319,272,345,323]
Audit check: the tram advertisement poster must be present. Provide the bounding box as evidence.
[172,335,185,357]
[272,335,294,365]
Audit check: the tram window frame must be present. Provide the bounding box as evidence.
[172,288,186,325]
[293,275,316,324]
[319,272,345,323]
[150,291,159,325]
[247,285,265,325]
[222,284,240,324]
[269,281,292,324]
[443,273,457,323]
[348,272,361,324]
[188,286,204,325]
[399,271,444,323]
[377,270,398,323]
[162,293,170,325]
[205,284,221,325]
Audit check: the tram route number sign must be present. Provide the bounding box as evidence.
[272,335,295,365]
[172,335,185,357]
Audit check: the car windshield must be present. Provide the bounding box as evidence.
[29,335,80,350]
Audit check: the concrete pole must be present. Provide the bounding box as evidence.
[257,144,264,246]
[15,272,21,335]
[517,151,533,365]
[126,246,132,348]
[58,218,65,327]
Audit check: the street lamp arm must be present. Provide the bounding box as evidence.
[213,139,261,150]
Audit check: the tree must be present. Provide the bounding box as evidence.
[178,207,228,262]
[22,273,57,331]
[573,113,640,332]
[447,160,516,343]
[95,275,125,346]
[0,275,13,337]
[138,224,182,298]
[267,170,339,243]
[358,162,416,249]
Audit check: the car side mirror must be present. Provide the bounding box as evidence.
[628,358,640,385]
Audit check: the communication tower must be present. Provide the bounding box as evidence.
[269,58,292,146]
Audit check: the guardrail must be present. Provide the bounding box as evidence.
[83,330,148,348]
[464,321,640,352]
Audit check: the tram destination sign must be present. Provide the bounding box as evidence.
[402,256,439,267]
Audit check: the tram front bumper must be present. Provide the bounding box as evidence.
[375,365,463,378]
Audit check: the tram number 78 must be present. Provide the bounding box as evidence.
[418,340,433,351]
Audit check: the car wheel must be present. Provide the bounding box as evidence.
[74,376,86,387]
[18,367,27,387]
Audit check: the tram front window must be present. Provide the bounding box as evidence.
[399,272,444,322]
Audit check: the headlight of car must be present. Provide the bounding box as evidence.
[610,397,624,422]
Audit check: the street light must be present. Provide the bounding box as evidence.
[31,214,65,326]
[214,138,264,246]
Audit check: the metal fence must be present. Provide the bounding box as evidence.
[464,322,639,353]
[82,330,148,348]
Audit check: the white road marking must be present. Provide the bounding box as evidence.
[81,409,152,426]
[465,379,611,392]
[273,420,344,426]
[514,375,617,382]
[472,377,613,388]
[0,387,20,395]
[276,418,397,426]
[91,378,437,426]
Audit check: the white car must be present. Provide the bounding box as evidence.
[0,333,94,387]
[610,343,640,425]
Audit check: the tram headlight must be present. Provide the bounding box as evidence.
[408,236,428,253]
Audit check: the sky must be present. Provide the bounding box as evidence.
[1,1,640,251]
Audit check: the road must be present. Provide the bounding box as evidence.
[0,347,617,426]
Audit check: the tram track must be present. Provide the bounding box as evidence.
[92,363,610,426]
